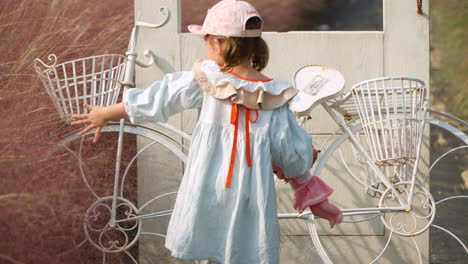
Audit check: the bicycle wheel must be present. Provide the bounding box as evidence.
[47,121,208,264]
[307,116,467,264]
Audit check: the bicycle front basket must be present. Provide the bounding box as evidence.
[34,54,127,122]
[350,77,428,166]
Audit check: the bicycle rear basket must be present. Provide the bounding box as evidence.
[350,77,428,166]
[34,54,127,122]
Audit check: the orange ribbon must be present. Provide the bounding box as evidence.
[225,103,259,188]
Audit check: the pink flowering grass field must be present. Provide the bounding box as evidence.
[0,1,138,263]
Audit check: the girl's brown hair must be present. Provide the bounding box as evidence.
[204,17,269,72]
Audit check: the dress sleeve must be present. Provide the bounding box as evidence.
[123,71,203,124]
[269,103,314,184]
[270,103,334,213]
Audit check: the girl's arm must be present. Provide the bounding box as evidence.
[269,104,342,228]
[70,70,203,143]
[269,105,314,182]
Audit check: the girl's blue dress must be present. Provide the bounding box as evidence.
[123,59,314,264]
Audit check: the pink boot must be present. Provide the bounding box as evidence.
[309,199,343,229]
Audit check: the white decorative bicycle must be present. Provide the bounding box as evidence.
[34,6,467,264]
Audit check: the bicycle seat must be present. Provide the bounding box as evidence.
[289,64,345,114]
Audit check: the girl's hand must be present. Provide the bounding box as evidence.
[311,145,320,167]
[70,103,109,143]
[271,160,287,182]
[312,148,319,167]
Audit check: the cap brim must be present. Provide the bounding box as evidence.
[188,24,205,35]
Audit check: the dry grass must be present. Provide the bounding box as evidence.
[0,1,137,263]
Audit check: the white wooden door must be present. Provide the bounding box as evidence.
[134,0,429,263]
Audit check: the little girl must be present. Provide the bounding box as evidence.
[71,1,342,263]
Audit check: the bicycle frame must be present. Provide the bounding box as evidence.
[109,8,171,228]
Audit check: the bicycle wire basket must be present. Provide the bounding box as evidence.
[350,77,428,166]
[34,54,127,122]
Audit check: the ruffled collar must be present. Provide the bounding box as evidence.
[193,59,298,110]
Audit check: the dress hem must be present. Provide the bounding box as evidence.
[165,243,281,264]
[165,243,224,263]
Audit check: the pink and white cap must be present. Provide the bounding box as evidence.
[188,0,263,37]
